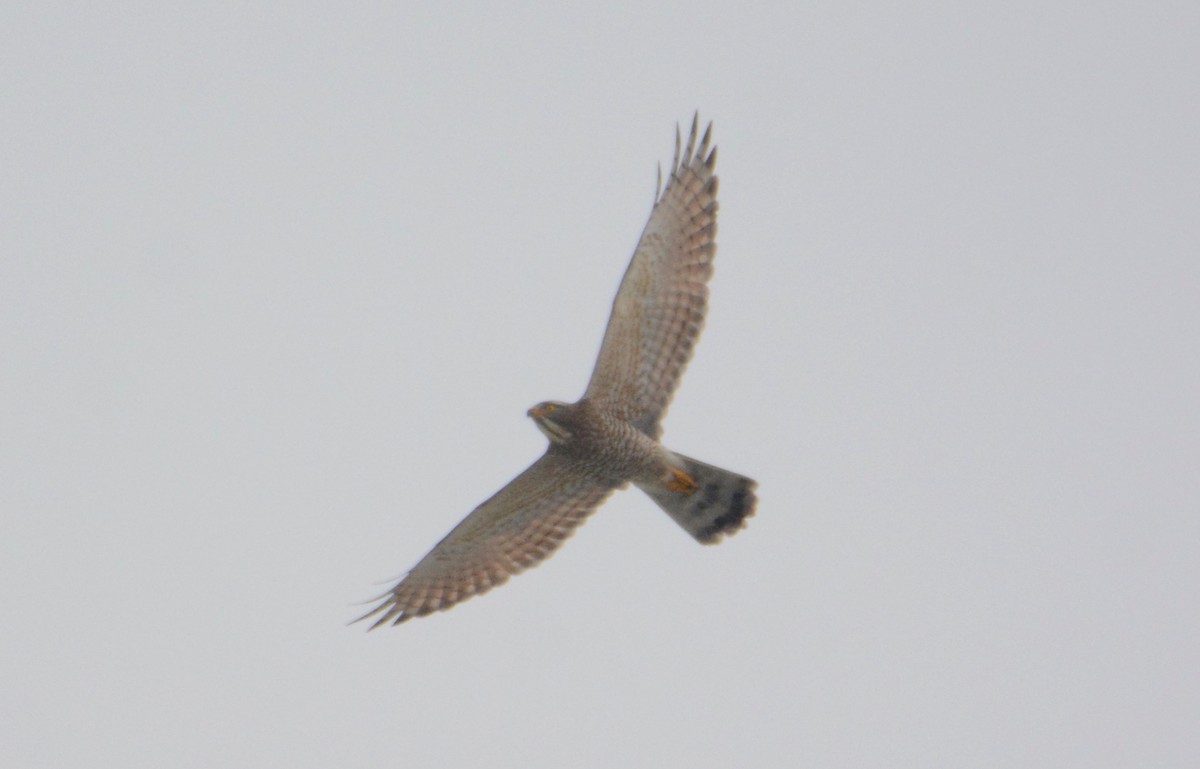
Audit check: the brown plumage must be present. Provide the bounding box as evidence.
[357,115,756,629]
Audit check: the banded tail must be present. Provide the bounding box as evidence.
[636,453,757,544]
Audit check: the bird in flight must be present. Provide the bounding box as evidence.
[357,115,756,628]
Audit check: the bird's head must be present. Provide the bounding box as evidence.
[527,400,576,444]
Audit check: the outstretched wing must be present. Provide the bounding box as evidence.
[583,114,719,438]
[356,452,619,628]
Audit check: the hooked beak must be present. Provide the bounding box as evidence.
[528,404,571,443]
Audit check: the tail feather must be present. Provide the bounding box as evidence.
[636,453,757,543]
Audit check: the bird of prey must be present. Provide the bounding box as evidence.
[358,115,756,628]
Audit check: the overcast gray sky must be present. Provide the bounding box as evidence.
[4,2,1198,767]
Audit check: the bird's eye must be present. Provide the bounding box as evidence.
[544,403,556,413]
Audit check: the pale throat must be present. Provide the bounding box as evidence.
[533,416,572,444]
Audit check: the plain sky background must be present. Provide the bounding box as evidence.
[3,2,1198,767]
